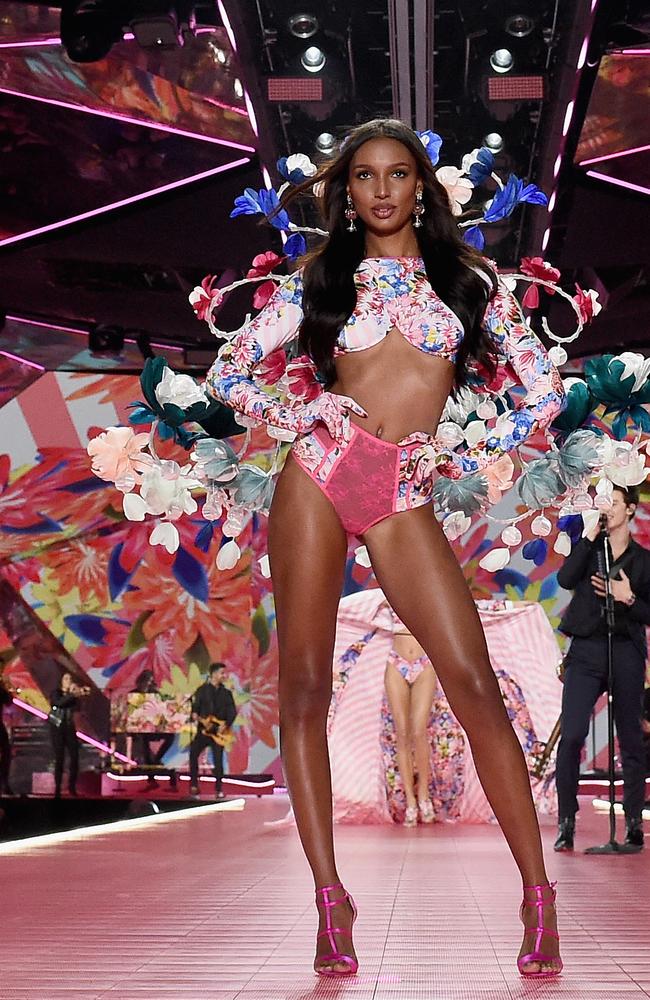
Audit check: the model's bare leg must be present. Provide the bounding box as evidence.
[384,662,416,809]
[364,505,560,974]
[410,665,437,807]
[268,456,355,974]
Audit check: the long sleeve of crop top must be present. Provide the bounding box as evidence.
[205,271,321,431]
[435,278,566,480]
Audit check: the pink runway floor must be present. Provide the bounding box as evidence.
[2,796,649,1000]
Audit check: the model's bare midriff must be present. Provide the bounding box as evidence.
[329,327,455,443]
[391,631,428,662]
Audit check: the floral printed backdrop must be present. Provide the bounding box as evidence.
[0,367,648,775]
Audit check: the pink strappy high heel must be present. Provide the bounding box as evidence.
[517,881,563,978]
[314,882,358,977]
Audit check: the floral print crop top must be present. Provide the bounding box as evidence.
[205,256,565,480]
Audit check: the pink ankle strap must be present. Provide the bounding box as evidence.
[316,882,343,895]
[522,880,557,892]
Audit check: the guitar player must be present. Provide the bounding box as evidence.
[189,663,237,799]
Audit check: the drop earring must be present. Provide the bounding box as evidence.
[345,193,357,232]
[413,190,425,228]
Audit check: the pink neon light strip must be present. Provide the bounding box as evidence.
[0,158,250,249]
[578,143,650,166]
[585,169,650,196]
[0,86,253,145]
[0,350,45,371]
[0,38,61,48]
[6,315,185,354]
[12,697,136,765]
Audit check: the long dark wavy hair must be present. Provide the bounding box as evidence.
[280,118,498,389]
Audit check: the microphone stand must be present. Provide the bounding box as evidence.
[585,517,642,854]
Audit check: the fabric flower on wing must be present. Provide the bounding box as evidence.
[616,352,650,393]
[189,275,223,322]
[123,461,201,523]
[87,426,152,492]
[519,257,561,310]
[599,438,648,487]
[461,147,494,186]
[191,438,239,482]
[252,281,277,310]
[483,454,514,504]
[416,130,443,166]
[246,251,286,279]
[573,285,602,324]
[435,166,473,216]
[155,367,208,410]
[483,175,548,223]
[230,187,289,230]
[442,511,471,540]
[277,153,317,184]
[436,421,465,449]
[256,347,287,385]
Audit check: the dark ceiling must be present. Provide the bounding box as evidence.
[0,0,648,373]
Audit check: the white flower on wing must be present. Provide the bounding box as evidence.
[354,545,372,568]
[154,368,208,409]
[435,166,473,216]
[442,511,471,540]
[464,420,487,447]
[216,539,241,570]
[122,461,201,523]
[548,346,568,366]
[531,515,552,537]
[475,398,498,420]
[616,352,650,393]
[479,547,511,572]
[286,153,318,178]
[150,522,180,554]
[554,532,572,556]
[501,526,522,547]
[599,438,648,487]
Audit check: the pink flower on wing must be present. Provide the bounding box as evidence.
[252,280,277,310]
[189,275,223,322]
[256,347,287,384]
[246,251,286,278]
[520,257,561,310]
[573,285,602,324]
[87,426,152,491]
[286,355,321,403]
[483,453,515,504]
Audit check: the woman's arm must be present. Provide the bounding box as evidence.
[436,275,566,480]
[205,271,365,440]
[205,271,310,429]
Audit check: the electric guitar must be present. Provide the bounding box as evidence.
[197,715,235,750]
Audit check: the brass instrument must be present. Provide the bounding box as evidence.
[530,716,561,780]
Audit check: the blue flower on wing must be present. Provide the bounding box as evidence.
[416,130,443,166]
[231,187,290,230]
[277,154,317,185]
[463,225,485,250]
[484,175,548,223]
[463,147,494,187]
[284,232,306,260]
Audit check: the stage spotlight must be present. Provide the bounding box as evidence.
[288,13,319,39]
[315,132,336,154]
[88,324,125,355]
[490,48,514,73]
[130,4,183,50]
[301,45,326,73]
[60,0,123,63]
[505,14,535,38]
[483,131,504,153]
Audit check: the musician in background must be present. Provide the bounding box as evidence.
[189,663,237,799]
[131,669,174,776]
[0,676,14,796]
[50,672,90,798]
[554,486,650,852]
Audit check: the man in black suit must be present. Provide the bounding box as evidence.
[554,485,650,851]
[189,663,237,799]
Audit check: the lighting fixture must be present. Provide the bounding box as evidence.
[233,77,243,98]
[60,0,123,63]
[489,48,514,73]
[315,132,336,153]
[130,6,183,50]
[288,13,319,39]
[88,324,125,355]
[483,131,504,153]
[504,14,535,38]
[301,45,326,73]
